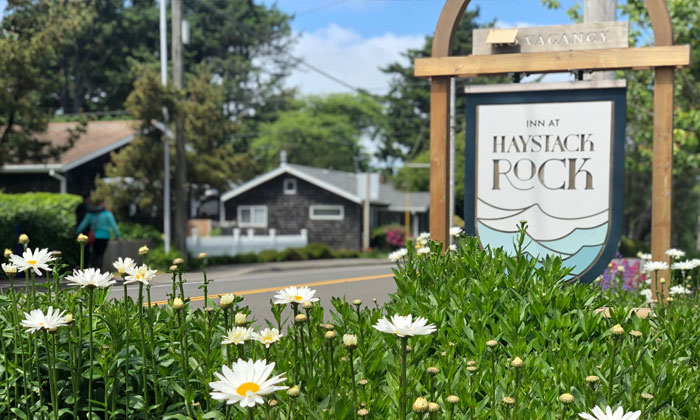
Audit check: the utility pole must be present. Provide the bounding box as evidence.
[172,0,187,254]
[584,0,617,80]
[160,0,171,254]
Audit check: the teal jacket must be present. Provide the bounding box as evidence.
[76,210,121,240]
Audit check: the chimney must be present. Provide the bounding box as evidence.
[280,150,288,166]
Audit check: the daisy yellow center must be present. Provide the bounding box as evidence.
[27,260,37,265]
[236,382,260,396]
[263,337,272,342]
[137,274,143,280]
[294,295,303,301]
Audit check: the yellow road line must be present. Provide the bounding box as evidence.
[148,273,393,306]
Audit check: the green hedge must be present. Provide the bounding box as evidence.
[0,192,82,266]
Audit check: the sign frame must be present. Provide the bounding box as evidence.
[463,85,627,283]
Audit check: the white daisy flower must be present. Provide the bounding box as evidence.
[637,252,652,261]
[449,226,463,237]
[373,314,436,337]
[643,261,669,272]
[252,328,283,348]
[417,232,430,246]
[65,268,116,289]
[113,257,136,275]
[222,327,253,345]
[273,286,319,305]
[9,248,55,276]
[671,260,697,271]
[578,405,641,420]
[21,306,69,333]
[448,244,457,252]
[2,263,18,275]
[669,285,691,295]
[209,359,288,407]
[665,248,685,259]
[388,248,408,262]
[124,264,158,285]
[416,247,431,255]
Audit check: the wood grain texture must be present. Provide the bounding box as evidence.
[430,78,451,246]
[432,0,469,57]
[646,0,673,46]
[415,45,690,77]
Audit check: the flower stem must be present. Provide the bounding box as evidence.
[491,348,497,420]
[248,406,255,420]
[88,287,95,418]
[147,285,160,408]
[348,348,358,420]
[137,283,150,418]
[123,282,130,419]
[399,336,408,420]
[178,308,192,416]
[44,330,59,420]
[608,337,621,404]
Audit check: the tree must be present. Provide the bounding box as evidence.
[0,0,91,165]
[93,68,259,221]
[250,93,383,172]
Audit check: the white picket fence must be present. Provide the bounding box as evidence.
[186,228,308,257]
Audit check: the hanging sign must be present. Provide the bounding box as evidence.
[464,82,626,282]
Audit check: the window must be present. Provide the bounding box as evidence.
[283,178,297,195]
[309,205,344,221]
[238,205,268,227]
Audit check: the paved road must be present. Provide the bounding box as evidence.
[109,261,397,323]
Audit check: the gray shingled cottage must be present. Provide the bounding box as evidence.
[219,163,430,250]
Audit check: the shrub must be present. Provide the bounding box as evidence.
[143,245,184,271]
[0,192,82,266]
[257,249,281,263]
[279,247,308,261]
[305,242,333,259]
[118,222,163,246]
[371,224,406,249]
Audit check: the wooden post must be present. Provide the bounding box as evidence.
[430,78,451,246]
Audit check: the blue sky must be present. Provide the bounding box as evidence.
[261,0,582,94]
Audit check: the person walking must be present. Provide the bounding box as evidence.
[76,200,121,269]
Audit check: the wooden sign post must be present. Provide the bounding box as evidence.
[417,0,690,300]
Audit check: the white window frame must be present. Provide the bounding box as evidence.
[309,204,344,221]
[237,205,268,227]
[283,178,297,195]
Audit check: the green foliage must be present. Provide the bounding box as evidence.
[0,193,82,265]
[143,246,184,270]
[3,232,699,419]
[251,93,381,172]
[257,249,282,263]
[304,243,334,260]
[370,224,406,250]
[118,222,163,246]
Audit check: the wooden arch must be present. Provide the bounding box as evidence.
[423,0,685,296]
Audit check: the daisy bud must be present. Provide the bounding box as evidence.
[138,245,149,255]
[219,293,234,308]
[301,301,313,310]
[64,314,74,324]
[343,334,358,350]
[467,366,477,373]
[585,375,600,383]
[268,399,278,407]
[173,298,184,310]
[659,277,666,284]
[428,402,440,413]
[173,257,184,265]
[502,396,515,405]
[467,360,476,366]
[4,249,12,258]
[610,324,625,336]
[372,298,377,303]
[412,397,429,414]
[51,250,62,257]
[405,345,412,353]
[2,264,17,275]
[358,379,368,387]
[446,395,460,405]
[666,297,674,303]
[641,392,654,400]
[559,393,574,404]
[352,299,362,306]
[511,356,523,368]
[629,330,643,338]
[287,386,300,398]
[198,252,207,259]
[77,234,89,244]
[324,331,337,340]
[617,266,624,273]
[234,312,247,326]
[357,408,369,417]
[486,339,498,348]
[19,234,29,245]
[426,366,439,375]
[169,265,178,272]
[294,314,308,324]
[324,323,335,330]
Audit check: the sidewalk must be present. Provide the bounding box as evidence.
[0,258,394,290]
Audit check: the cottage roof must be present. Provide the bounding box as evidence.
[220,163,430,212]
[0,120,137,173]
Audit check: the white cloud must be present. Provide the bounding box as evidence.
[287,24,424,95]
